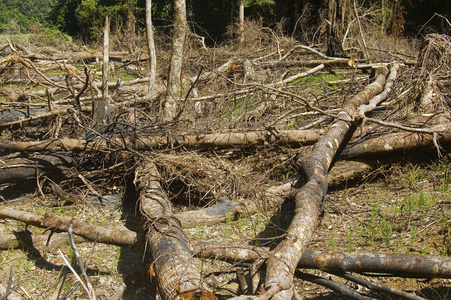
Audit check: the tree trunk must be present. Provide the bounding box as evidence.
[146,0,157,92]
[163,0,188,121]
[239,0,244,43]
[92,16,110,129]
[327,0,347,57]
[261,66,389,299]
[135,161,214,300]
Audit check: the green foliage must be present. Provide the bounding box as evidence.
[49,0,139,41]
[0,0,56,33]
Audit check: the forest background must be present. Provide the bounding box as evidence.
[1,0,451,46]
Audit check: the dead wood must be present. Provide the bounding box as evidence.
[0,155,74,183]
[0,231,83,251]
[0,129,323,155]
[327,272,426,300]
[0,207,145,248]
[260,58,356,69]
[260,66,391,299]
[3,210,451,281]
[295,271,376,300]
[176,197,245,228]
[134,161,214,300]
[193,244,451,280]
[343,123,451,158]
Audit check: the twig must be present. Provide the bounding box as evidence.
[0,266,14,300]
[295,270,376,300]
[77,174,103,198]
[57,249,95,300]
[332,272,426,300]
[364,117,444,134]
[66,224,96,300]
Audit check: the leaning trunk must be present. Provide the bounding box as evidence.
[146,0,157,92]
[261,66,390,299]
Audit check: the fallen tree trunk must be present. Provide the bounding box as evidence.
[2,220,451,280]
[0,207,144,248]
[343,123,451,158]
[3,122,449,157]
[0,154,74,183]
[260,65,391,299]
[134,161,214,300]
[0,129,323,154]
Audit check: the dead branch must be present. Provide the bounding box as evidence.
[330,272,426,300]
[0,129,323,155]
[343,123,451,158]
[193,244,451,280]
[0,207,145,248]
[295,270,376,300]
[2,210,451,281]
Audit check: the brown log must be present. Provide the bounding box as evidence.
[135,161,214,300]
[261,66,390,299]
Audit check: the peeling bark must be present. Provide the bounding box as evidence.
[135,161,214,300]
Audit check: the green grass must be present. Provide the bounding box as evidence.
[289,72,348,87]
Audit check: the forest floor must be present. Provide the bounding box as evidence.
[0,23,451,299]
[0,155,450,299]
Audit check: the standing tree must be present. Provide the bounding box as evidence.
[146,0,157,92]
[163,0,188,121]
[327,0,350,57]
[239,0,245,43]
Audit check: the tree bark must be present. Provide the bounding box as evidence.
[146,0,157,92]
[260,66,389,299]
[327,0,349,57]
[92,16,110,129]
[239,0,245,43]
[163,0,188,121]
[135,161,214,300]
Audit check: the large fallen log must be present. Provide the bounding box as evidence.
[0,129,322,155]
[134,161,215,300]
[3,122,450,157]
[258,65,393,300]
